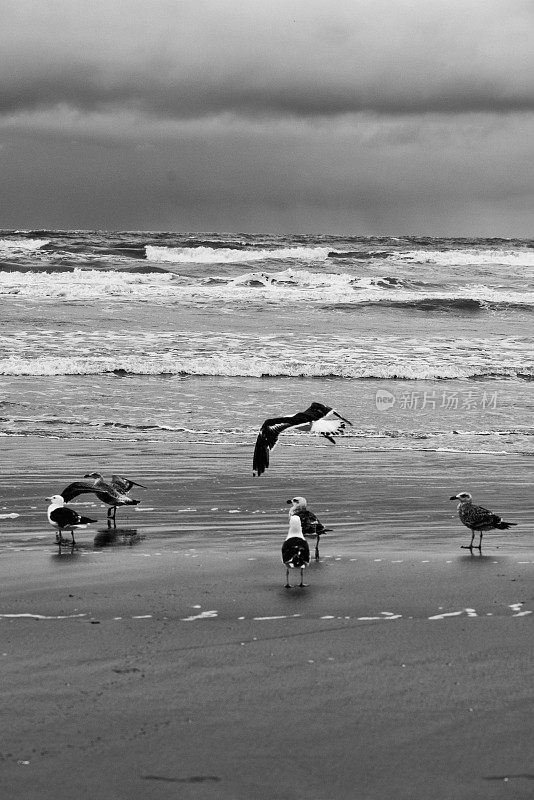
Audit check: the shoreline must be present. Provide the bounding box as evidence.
[1,539,532,800]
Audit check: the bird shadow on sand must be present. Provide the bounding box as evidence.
[457,552,507,567]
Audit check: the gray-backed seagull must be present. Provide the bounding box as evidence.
[58,473,146,523]
[450,491,517,551]
[287,496,331,561]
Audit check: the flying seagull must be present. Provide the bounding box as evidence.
[282,515,310,588]
[287,496,331,561]
[59,473,146,522]
[450,492,517,551]
[253,402,352,476]
[47,494,97,547]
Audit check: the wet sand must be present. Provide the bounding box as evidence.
[1,437,533,799]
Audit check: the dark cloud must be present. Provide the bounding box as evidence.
[1,0,533,119]
[1,0,533,233]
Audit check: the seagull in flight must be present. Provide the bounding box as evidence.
[58,473,146,523]
[47,495,97,547]
[450,491,517,551]
[282,515,310,588]
[253,402,352,476]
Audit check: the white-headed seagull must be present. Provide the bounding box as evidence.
[282,515,310,588]
[253,402,352,476]
[47,495,97,547]
[450,492,517,551]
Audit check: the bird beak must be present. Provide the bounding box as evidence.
[449,495,458,500]
[45,497,51,501]
[334,411,352,425]
[132,482,147,489]
[286,499,293,505]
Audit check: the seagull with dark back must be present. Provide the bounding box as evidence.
[282,515,310,588]
[287,496,331,560]
[47,494,97,547]
[58,473,146,523]
[450,491,517,551]
[253,401,352,476]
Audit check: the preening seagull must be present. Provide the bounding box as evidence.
[450,492,517,551]
[59,473,146,522]
[282,515,310,588]
[253,402,352,476]
[287,496,330,561]
[46,495,97,546]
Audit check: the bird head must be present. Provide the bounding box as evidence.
[84,472,103,480]
[46,494,65,505]
[450,492,472,502]
[287,496,307,509]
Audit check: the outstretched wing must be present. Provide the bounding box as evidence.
[111,474,147,492]
[60,482,101,502]
[253,415,305,477]
[310,410,351,444]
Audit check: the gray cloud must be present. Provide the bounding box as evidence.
[1,0,533,120]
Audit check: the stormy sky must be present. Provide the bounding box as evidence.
[1,0,533,234]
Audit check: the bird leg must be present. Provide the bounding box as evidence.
[477,532,483,551]
[315,536,320,561]
[285,567,292,589]
[299,568,308,588]
[70,529,76,546]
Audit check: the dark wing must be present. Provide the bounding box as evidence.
[253,414,307,477]
[60,482,101,502]
[111,474,147,492]
[282,537,310,566]
[461,504,501,529]
[293,508,325,536]
[50,506,86,527]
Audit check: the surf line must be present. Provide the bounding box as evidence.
[0,612,87,620]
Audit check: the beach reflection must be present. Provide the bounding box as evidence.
[94,527,143,547]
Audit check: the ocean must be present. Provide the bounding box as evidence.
[0,230,532,550]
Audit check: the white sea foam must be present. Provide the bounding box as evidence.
[146,245,330,264]
[0,351,530,379]
[1,267,533,308]
[392,248,534,268]
[0,238,50,253]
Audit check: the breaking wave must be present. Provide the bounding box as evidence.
[1,267,533,309]
[0,353,531,380]
[145,245,330,264]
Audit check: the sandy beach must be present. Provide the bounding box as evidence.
[1,437,533,799]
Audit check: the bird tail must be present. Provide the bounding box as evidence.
[79,516,98,524]
[495,521,517,529]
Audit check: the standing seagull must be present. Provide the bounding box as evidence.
[47,495,97,547]
[282,515,310,588]
[59,473,146,523]
[450,492,517,551]
[287,496,330,561]
[253,402,352,476]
